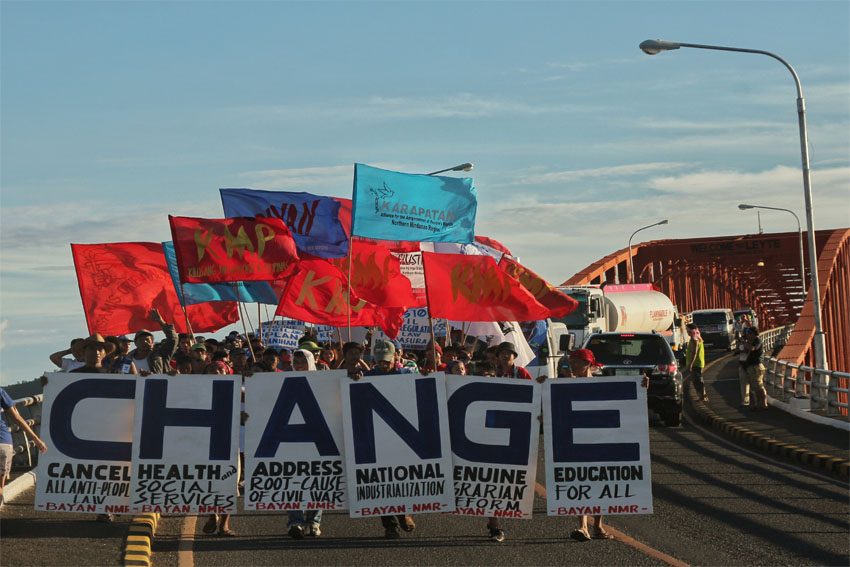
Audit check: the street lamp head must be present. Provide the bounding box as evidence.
[738,204,754,210]
[456,163,474,172]
[658,219,669,225]
[639,39,681,55]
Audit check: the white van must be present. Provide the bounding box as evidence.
[690,308,737,350]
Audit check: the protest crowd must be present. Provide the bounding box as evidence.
[19,165,657,546]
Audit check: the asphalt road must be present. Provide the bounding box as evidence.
[151,355,849,566]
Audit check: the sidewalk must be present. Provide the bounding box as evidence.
[693,355,849,477]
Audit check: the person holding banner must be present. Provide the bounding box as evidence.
[362,340,417,538]
[1,387,48,501]
[130,309,178,376]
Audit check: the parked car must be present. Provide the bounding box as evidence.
[582,332,683,427]
[690,308,737,350]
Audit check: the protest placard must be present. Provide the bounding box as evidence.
[35,373,135,514]
[446,375,541,519]
[340,372,455,518]
[261,319,306,350]
[542,376,653,516]
[244,371,348,512]
[372,308,446,350]
[129,375,240,514]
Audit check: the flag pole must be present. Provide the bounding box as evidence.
[232,284,256,361]
[178,283,194,335]
[257,302,263,345]
[347,235,354,342]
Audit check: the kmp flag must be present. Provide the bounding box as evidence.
[168,216,299,284]
[276,257,405,338]
[422,252,550,322]
[352,163,477,243]
[71,242,239,336]
[220,189,349,258]
[499,256,578,318]
[162,242,279,306]
[328,240,418,308]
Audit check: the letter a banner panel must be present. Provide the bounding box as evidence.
[542,377,653,516]
[340,373,455,518]
[129,375,240,514]
[244,371,349,512]
[35,373,136,514]
[446,376,541,519]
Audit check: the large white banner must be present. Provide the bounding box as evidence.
[129,375,240,514]
[35,373,135,514]
[244,371,348,512]
[446,375,541,519]
[542,377,653,516]
[340,372,455,518]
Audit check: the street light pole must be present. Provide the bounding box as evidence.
[427,163,474,176]
[628,220,668,283]
[738,204,807,296]
[640,39,828,371]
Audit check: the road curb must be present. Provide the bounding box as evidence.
[123,513,160,566]
[687,359,849,479]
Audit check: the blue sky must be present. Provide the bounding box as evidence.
[2,1,848,385]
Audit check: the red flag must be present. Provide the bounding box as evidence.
[327,240,417,308]
[498,256,578,318]
[422,252,550,322]
[168,215,299,283]
[275,257,404,338]
[71,242,239,336]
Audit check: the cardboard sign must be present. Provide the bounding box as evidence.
[340,372,455,518]
[129,375,240,514]
[261,319,306,350]
[373,308,446,350]
[244,371,348,512]
[35,373,135,514]
[542,377,653,516]
[446,375,541,519]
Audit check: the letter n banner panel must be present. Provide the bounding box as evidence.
[35,373,135,514]
[340,373,455,518]
[542,377,653,516]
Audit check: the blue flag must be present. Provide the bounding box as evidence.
[219,188,348,258]
[162,242,279,306]
[351,163,477,243]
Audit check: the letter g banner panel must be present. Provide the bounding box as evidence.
[542,377,653,516]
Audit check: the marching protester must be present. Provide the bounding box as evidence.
[740,327,768,410]
[362,340,417,538]
[202,361,236,537]
[48,338,86,372]
[338,341,371,378]
[420,343,446,374]
[107,335,138,375]
[317,345,337,370]
[686,324,708,402]
[131,309,178,376]
[189,343,209,373]
[1,387,48,502]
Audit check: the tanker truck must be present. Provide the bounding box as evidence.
[528,284,680,378]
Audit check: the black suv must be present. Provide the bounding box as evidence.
[582,332,683,427]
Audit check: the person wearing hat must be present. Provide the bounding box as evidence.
[420,342,446,374]
[230,348,249,374]
[362,340,417,538]
[190,343,209,374]
[740,327,768,410]
[130,308,178,376]
[495,341,533,380]
[69,333,116,374]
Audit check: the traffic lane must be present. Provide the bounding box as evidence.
[187,499,667,567]
[608,424,850,566]
[0,486,134,566]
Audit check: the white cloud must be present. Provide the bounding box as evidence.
[517,162,690,185]
[0,320,7,350]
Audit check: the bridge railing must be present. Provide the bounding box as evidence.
[10,393,43,469]
[761,327,849,417]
